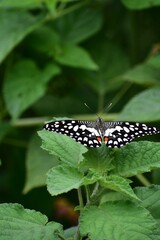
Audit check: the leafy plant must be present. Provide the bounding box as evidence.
[0,0,160,239]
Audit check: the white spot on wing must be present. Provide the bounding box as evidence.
[123,126,130,133]
[73,125,79,131]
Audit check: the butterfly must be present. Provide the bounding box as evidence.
[43,117,160,148]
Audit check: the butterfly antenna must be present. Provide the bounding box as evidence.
[84,103,100,118]
[98,102,113,118]
[104,102,113,113]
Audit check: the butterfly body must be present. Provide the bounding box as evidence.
[44,118,160,148]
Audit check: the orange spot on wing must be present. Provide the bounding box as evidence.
[96,137,102,142]
[104,137,109,143]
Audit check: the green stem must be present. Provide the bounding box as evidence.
[10,114,118,128]
[45,0,89,22]
[85,185,90,204]
[77,187,84,208]
[136,174,151,186]
[97,93,105,114]
[75,188,84,240]
[90,182,99,199]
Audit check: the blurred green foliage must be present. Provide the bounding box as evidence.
[0,0,160,234]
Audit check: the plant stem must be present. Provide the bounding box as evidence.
[90,182,99,199]
[10,113,118,128]
[45,0,89,22]
[77,187,84,209]
[136,174,151,186]
[97,93,105,114]
[75,188,84,240]
[85,186,90,204]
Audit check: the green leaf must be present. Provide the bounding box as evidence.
[110,141,160,177]
[38,130,87,167]
[23,134,59,194]
[83,40,129,94]
[47,165,84,196]
[0,9,44,63]
[81,145,114,174]
[55,44,98,70]
[0,203,63,240]
[80,201,157,240]
[64,226,77,239]
[100,175,138,200]
[0,0,42,8]
[3,60,60,119]
[135,185,160,219]
[55,8,103,44]
[26,26,61,56]
[122,64,160,86]
[122,0,160,9]
[118,87,160,121]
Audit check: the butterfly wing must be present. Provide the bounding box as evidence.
[104,121,160,148]
[44,120,102,148]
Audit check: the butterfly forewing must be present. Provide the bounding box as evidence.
[44,120,101,147]
[44,119,160,148]
[104,121,160,148]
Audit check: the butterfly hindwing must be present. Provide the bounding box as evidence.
[44,119,160,148]
[104,121,160,148]
[44,120,101,148]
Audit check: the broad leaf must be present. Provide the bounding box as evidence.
[81,145,114,174]
[110,141,160,177]
[100,175,138,200]
[47,165,84,196]
[26,26,61,56]
[38,130,87,167]
[118,87,160,121]
[122,0,160,9]
[80,201,157,240]
[3,60,60,119]
[122,64,160,86]
[83,39,129,94]
[23,134,59,193]
[135,185,160,219]
[55,8,103,44]
[0,9,44,63]
[0,203,63,240]
[55,44,98,70]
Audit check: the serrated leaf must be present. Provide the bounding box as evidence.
[55,44,98,70]
[110,141,160,177]
[47,165,83,196]
[64,226,77,239]
[80,201,157,240]
[135,185,160,219]
[38,130,87,167]
[55,8,103,44]
[118,87,160,121]
[23,134,59,193]
[100,175,138,200]
[0,203,63,240]
[0,9,44,63]
[122,0,160,9]
[81,145,114,174]
[122,64,160,86]
[3,60,60,119]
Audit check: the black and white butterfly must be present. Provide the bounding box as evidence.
[43,118,160,148]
